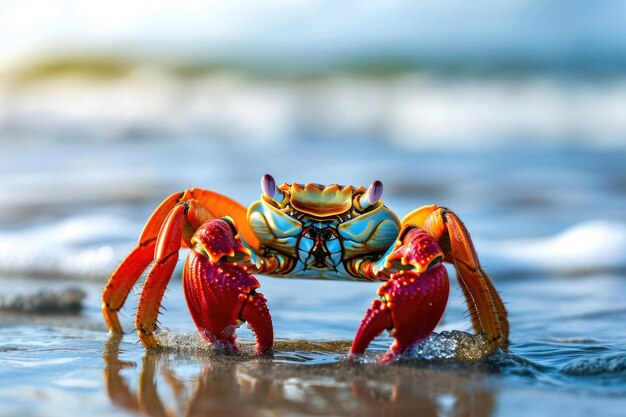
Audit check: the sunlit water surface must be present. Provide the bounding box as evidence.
[1,142,625,416]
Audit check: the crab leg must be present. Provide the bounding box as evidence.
[102,192,182,333]
[135,204,187,347]
[136,198,228,346]
[404,206,509,349]
[102,189,256,334]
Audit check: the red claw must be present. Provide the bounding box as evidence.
[350,229,450,363]
[183,219,274,355]
[350,299,393,356]
[240,291,273,355]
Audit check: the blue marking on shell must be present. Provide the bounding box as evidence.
[248,200,302,254]
[338,205,401,259]
[247,197,401,280]
[296,221,344,270]
[327,239,344,267]
[290,264,350,279]
[297,236,315,263]
[372,239,397,274]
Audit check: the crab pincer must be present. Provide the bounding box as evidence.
[183,219,273,355]
[350,228,450,363]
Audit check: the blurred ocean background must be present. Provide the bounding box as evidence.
[1,1,626,416]
[3,1,626,147]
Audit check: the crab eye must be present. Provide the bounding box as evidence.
[261,174,276,199]
[357,180,383,210]
[261,174,287,205]
[366,180,383,205]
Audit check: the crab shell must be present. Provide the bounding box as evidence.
[287,183,359,216]
[246,182,401,277]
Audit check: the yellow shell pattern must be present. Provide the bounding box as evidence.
[282,183,357,217]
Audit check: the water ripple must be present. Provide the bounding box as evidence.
[561,353,626,376]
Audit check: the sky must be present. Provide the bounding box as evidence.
[1,1,625,148]
[1,1,625,70]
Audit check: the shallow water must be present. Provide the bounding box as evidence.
[1,143,626,416]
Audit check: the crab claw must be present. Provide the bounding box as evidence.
[350,228,450,363]
[183,219,273,355]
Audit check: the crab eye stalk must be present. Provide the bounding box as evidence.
[261,174,285,204]
[261,174,276,198]
[357,180,383,210]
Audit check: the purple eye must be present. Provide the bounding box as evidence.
[261,174,276,199]
[367,180,383,205]
[357,180,383,210]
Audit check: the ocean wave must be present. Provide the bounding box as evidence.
[0,214,138,280]
[2,70,626,147]
[561,353,626,376]
[0,215,624,281]
[479,220,626,276]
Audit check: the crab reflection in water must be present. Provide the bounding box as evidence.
[102,335,496,417]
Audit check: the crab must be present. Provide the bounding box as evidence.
[102,174,509,363]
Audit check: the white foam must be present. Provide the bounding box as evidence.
[0,214,140,279]
[479,220,626,275]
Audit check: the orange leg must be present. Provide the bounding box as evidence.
[135,204,187,347]
[135,199,220,347]
[186,188,260,251]
[102,188,254,334]
[403,206,509,350]
[102,192,183,333]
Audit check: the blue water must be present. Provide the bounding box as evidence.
[1,142,626,416]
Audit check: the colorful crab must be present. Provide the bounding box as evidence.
[102,175,508,363]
